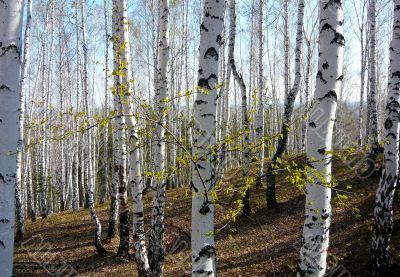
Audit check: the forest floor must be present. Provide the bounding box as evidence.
[13,153,400,276]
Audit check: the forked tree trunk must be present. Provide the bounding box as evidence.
[369,1,400,274]
[112,0,150,273]
[191,0,224,275]
[0,0,24,275]
[297,0,344,275]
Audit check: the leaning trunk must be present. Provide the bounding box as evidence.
[228,0,251,216]
[266,0,304,208]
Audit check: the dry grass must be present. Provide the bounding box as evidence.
[13,153,400,276]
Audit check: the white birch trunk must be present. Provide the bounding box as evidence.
[370,1,400,274]
[358,3,367,148]
[255,0,264,187]
[40,2,51,219]
[73,0,81,212]
[367,0,380,172]
[112,0,150,272]
[111,0,129,256]
[101,0,110,204]
[0,0,24,275]
[148,0,169,275]
[297,0,344,275]
[15,0,33,242]
[191,0,224,275]
[228,0,251,215]
[81,0,107,257]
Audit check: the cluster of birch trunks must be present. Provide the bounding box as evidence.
[1,0,400,276]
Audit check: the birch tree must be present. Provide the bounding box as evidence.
[15,0,33,242]
[283,0,290,101]
[148,0,169,274]
[191,0,224,275]
[255,0,264,188]
[81,0,107,257]
[111,0,130,256]
[297,0,344,275]
[40,1,51,219]
[370,1,400,274]
[72,0,81,212]
[266,0,305,208]
[0,0,24,275]
[101,0,110,204]
[366,0,380,175]
[112,0,150,271]
[228,0,251,215]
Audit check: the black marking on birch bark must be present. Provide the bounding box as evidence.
[0,84,10,91]
[199,201,211,215]
[392,70,400,79]
[201,113,214,118]
[331,31,345,46]
[190,181,198,193]
[321,23,332,31]
[0,44,19,57]
[134,211,144,217]
[321,213,329,220]
[316,71,327,84]
[0,240,5,248]
[0,173,6,183]
[337,74,344,81]
[198,245,216,258]
[0,218,10,223]
[322,62,329,69]
[193,269,213,275]
[200,23,208,32]
[211,15,222,20]
[323,0,341,11]
[317,90,337,101]
[195,99,208,105]
[317,148,327,155]
[384,118,393,130]
[387,132,396,140]
[306,160,316,169]
[308,121,316,128]
[216,35,222,45]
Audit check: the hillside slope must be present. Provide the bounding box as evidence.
[13,154,400,276]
